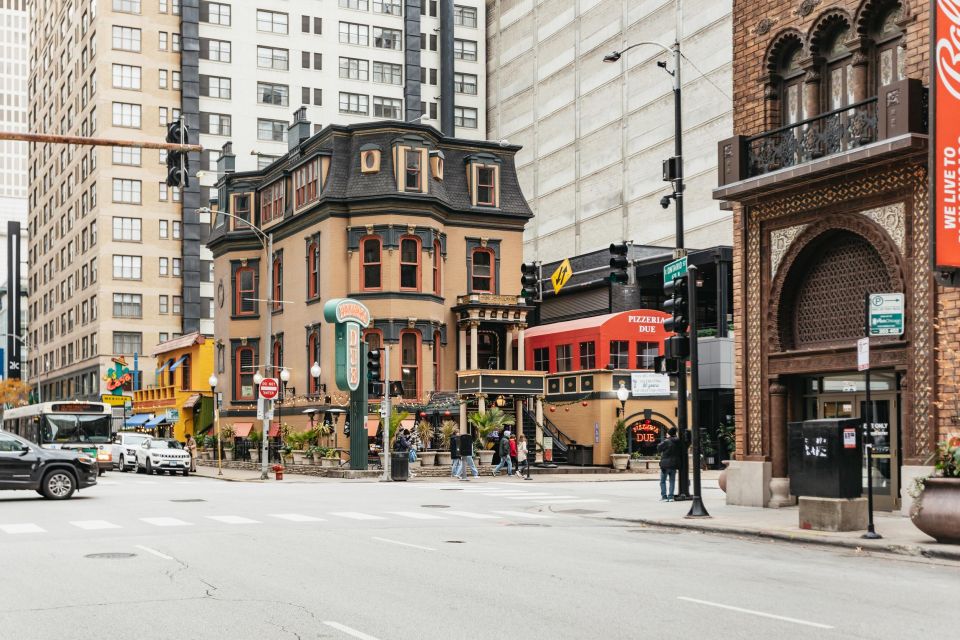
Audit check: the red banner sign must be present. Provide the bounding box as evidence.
[936,0,960,268]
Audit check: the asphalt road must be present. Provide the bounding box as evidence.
[0,472,956,640]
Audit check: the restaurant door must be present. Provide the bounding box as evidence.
[804,372,900,510]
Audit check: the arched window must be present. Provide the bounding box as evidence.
[432,240,442,295]
[400,330,420,400]
[471,248,494,293]
[433,330,442,391]
[779,45,805,126]
[361,236,381,290]
[306,239,320,299]
[234,345,256,401]
[180,355,191,391]
[872,4,905,89]
[272,253,283,312]
[235,265,257,316]
[399,236,420,291]
[166,358,175,387]
[306,328,321,395]
[819,24,853,113]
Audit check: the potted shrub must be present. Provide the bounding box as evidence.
[610,419,629,470]
[204,434,217,460]
[248,429,262,464]
[321,447,341,468]
[289,431,309,465]
[417,419,437,466]
[436,420,458,465]
[469,407,514,466]
[910,437,960,544]
[220,425,236,461]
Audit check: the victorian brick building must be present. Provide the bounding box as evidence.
[714,0,942,513]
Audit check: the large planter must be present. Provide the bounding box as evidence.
[292,450,308,465]
[911,477,960,544]
[628,457,653,472]
[419,451,437,467]
[478,450,495,466]
[610,454,629,471]
[718,460,731,493]
[321,457,339,468]
[249,448,261,464]
[435,451,451,466]
[223,448,235,461]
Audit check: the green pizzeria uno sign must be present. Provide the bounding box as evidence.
[323,298,371,392]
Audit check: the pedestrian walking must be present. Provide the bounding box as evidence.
[450,431,462,478]
[509,434,518,473]
[515,433,528,477]
[657,427,681,501]
[185,434,197,472]
[492,430,513,476]
[459,431,479,480]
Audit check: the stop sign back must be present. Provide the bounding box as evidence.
[259,378,280,400]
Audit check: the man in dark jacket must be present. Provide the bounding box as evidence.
[492,430,513,477]
[450,433,461,478]
[459,431,479,480]
[657,427,681,501]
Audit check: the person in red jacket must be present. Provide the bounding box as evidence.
[509,434,518,475]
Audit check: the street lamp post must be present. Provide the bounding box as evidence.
[278,367,290,460]
[616,382,630,419]
[201,207,274,480]
[209,374,222,476]
[604,41,691,499]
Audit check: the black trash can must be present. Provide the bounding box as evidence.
[391,451,409,481]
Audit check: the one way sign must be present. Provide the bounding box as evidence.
[551,258,573,295]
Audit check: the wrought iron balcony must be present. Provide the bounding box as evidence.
[747,98,878,177]
[715,78,927,201]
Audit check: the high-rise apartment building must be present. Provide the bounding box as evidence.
[485,0,733,262]
[192,0,486,180]
[27,0,187,401]
[0,0,29,296]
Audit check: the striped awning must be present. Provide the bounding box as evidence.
[146,415,170,427]
[125,414,152,427]
[169,355,188,371]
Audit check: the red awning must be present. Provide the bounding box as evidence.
[400,418,415,430]
[366,417,381,435]
[268,421,281,438]
[232,422,254,438]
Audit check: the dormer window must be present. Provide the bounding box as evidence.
[466,155,501,207]
[405,151,421,192]
[293,158,320,209]
[477,167,496,206]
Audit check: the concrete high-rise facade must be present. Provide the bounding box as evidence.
[27,0,188,401]
[485,0,733,262]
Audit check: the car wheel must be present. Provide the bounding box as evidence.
[41,470,76,500]
[118,455,126,472]
[182,470,189,477]
[98,468,105,477]
[136,458,145,474]
[146,459,153,475]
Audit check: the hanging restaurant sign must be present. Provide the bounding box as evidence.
[935,0,960,270]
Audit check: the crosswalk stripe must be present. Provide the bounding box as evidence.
[0,523,45,534]
[140,517,192,527]
[329,512,386,521]
[70,520,122,530]
[504,494,570,499]
[534,498,608,504]
[445,510,500,520]
[206,515,260,525]
[388,511,446,520]
[492,510,553,519]
[270,513,325,522]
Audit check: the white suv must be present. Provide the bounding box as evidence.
[111,432,153,472]
[136,439,191,476]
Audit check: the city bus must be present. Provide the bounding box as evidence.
[1,402,114,472]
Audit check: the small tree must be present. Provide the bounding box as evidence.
[468,407,515,450]
[0,379,32,408]
[440,420,459,447]
[611,419,628,455]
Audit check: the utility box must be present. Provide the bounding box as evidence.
[566,445,593,466]
[787,418,862,499]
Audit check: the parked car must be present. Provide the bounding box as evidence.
[135,439,191,476]
[111,432,153,472]
[0,430,98,499]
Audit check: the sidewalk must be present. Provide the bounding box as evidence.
[192,465,331,483]
[599,480,960,563]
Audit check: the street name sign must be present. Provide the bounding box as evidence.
[663,256,688,284]
[550,258,573,294]
[868,293,904,336]
[259,377,279,400]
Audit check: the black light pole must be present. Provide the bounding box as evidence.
[686,265,709,517]
[605,41,689,498]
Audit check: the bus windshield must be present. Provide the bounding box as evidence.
[42,414,112,444]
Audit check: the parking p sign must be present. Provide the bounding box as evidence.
[868,293,904,337]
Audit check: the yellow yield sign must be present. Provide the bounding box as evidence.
[550,259,574,295]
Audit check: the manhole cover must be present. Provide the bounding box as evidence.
[421,504,450,508]
[556,509,605,515]
[85,553,136,560]
[170,499,206,503]
[440,488,463,491]
[506,523,548,527]
[445,540,465,544]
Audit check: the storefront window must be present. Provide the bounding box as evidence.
[578,341,595,369]
[533,347,549,372]
[609,340,629,369]
[635,342,658,369]
[555,344,572,372]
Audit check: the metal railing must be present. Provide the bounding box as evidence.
[747,97,878,177]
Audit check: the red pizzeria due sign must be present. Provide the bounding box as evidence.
[936,1,960,269]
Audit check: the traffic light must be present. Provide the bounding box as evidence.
[367,348,382,396]
[609,242,630,284]
[165,120,190,188]
[520,262,541,304]
[663,275,690,359]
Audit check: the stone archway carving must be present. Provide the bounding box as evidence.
[767,213,906,352]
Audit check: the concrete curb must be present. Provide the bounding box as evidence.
[606,516,960,562]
